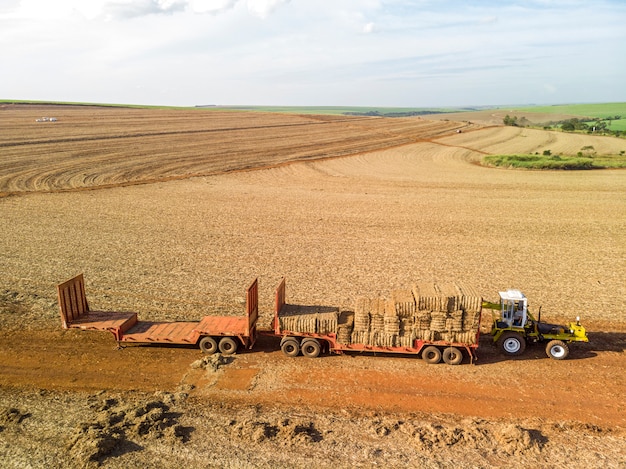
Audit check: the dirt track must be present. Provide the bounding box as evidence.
[1,328,624,426]
[1,105,625,467]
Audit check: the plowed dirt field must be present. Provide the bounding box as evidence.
[0,105,625,468]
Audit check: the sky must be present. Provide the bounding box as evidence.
[1,0,625,107]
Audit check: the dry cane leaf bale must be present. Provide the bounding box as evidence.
[370,299,385,333]
[391,289,416,317]
[354,297,370,332]
[351,330,368,345]
[337,325,352,344]
[438,283,461,312]
[430,312,448,331]
[413,283,442,311]
[414,311,432,330]
[456,284,482,313]
[316,311,338,334]
[397,334,413,347]
[399,317,413,335]
[384,315,400,334]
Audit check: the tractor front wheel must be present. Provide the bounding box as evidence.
[546,340,569,360]
[498,332,526,356]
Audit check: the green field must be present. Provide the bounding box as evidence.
[514,102,626,119]
[484,153,626,170]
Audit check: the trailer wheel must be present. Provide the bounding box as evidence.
[498,332,526,356]
[199,336,218,354]
[281,338,300,357]
[422,346,442,364]
[442,347,463,365]
[218,337,238,355]
[546,340,569,360]
[301,339,321,358]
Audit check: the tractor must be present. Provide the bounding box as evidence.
[483,290,588,360]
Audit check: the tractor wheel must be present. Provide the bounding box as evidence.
[281,338,300,357]
[422,346,442,364]
[218,337,238,355]
[498,332,526,356]
[301,339,321,358]
[199,336,218,354]
[546,340,569,360]
[442,347,463,365]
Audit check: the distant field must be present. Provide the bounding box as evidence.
[0,103,474,194]
[206,105,470,115]
[513,103,626,119]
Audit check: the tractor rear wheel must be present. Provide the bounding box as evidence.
[422,346,442,364]
[218,337,238,355]
[442,347,463,365]
[199,336,218,354]
[546,340,569,360]
[498,332,526,356]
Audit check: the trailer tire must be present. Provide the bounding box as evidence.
[281,338,300,357]
[546,340,569,360]
[199,336,218,354]
[498,332,526,356]
[442,347,463,365]
[301,339,321,358]
[218,337,238,355]
[422,346,442,364]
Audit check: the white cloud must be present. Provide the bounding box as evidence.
[189,0,238,14]
[363,22,375,34]
[246,0,290,19]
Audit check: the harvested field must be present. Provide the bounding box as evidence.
[0,105,625,468]
[0,104,472,194]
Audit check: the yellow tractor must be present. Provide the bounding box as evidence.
[484,290,588,360]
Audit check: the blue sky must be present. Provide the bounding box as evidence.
[1,0,625,107]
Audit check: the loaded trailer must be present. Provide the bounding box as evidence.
[56,274,587,363]
[57,274,258,355]
[272,278,483,365]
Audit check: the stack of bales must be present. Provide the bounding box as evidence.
[278,304,339,335]
[412,283,482,344]
[350,282,482,347]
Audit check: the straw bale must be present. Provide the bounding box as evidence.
[337,324,352,344]
[413,311,432,330]
[413,283,441,311]
[354,297,370,332]
[438,283,461,312]
[384,315,400,334]
[429,312,448,331]
[399,317,413,335]
[456,284,483,313]
[396,334,414,347]
[278,304,338,334]
[390,289,416,317]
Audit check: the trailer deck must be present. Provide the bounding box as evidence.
[57,274,258,350]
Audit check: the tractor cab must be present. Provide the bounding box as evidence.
[497,289,527,329]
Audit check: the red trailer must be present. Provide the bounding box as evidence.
[272,278,481,364]
[57,274,258,354]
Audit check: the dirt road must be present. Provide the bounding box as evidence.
[1,326,624,428]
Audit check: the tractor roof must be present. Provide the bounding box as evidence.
[499,289,526,301]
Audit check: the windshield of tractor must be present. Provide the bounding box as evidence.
[499,290,527,328]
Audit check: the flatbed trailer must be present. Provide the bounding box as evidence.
[272,278,481,364]
[57,274,258,354]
